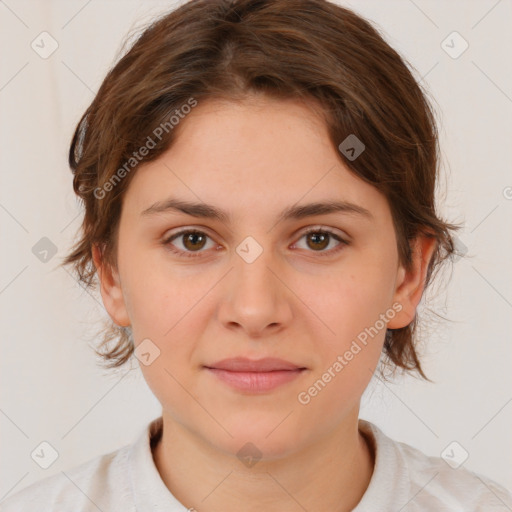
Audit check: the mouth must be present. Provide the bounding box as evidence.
[204,357,307,393]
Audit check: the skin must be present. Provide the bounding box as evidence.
[93,94,436,512]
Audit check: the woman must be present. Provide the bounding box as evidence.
[3,0,511,510]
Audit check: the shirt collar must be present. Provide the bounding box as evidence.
[352,419,409,511]
[127,416,407,511]
[128,416,190,511]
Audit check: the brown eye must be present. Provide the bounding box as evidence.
[163,229,216,258]
[306,232,330,251]
[294,228,348,256]
[182,231,207,251]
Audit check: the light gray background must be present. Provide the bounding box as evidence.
[1,0,511,500]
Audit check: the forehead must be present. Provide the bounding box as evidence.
[122,96,390,224]
[170,94,331,157]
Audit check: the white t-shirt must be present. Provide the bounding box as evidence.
[1,416,511,511]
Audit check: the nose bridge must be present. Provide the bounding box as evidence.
[233,233,277,294]
[218,233,290,333]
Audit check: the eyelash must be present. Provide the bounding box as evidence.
[162,227,349,259]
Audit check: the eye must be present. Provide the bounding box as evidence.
[162,229,218,258]
[163,226,349,259]
[292,227,348,256]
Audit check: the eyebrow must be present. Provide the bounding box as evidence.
[140,197,373,223]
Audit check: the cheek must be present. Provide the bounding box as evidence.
[126,265,205,420]
[120,257,206,403]
[296,268,394,411]
[297,257,396,408]
[121,248,194,335]
[317,256,397,348]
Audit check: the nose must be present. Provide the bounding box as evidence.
[217,242,293,338]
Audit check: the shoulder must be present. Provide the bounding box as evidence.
[397,438,512,510]
[359,419,512,511]
[0,444,133,512]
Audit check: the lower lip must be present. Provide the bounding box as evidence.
[205,368,306,393]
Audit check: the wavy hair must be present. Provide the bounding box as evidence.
[61,0,461,380]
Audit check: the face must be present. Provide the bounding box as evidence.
[95,95,434,458]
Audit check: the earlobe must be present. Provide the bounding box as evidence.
[387,235,437,330]
[92,244,131,327]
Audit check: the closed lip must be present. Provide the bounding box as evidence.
[204,357,306,372]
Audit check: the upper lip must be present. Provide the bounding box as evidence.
[205,357,305,372]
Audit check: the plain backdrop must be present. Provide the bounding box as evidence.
[1,0,511,500]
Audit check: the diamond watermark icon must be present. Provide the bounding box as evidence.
[134,338,161,366]
[31,31,59,59]
[237,442,262,468]
[32,237,58,263]
[441,441,469,469]
[31,441,59,469]
[441,31,469,59]
[452,235,468,263]
[236,236,263,264]
[338,134,365,161]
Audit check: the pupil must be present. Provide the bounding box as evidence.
[309,232,328,250]
[186,233,205,250]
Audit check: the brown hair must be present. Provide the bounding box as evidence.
[61,0,461,380]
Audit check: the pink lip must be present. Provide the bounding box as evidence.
[204,357,307,393]
[206,357,304,372]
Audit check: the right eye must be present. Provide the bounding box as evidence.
[162,229,218,258]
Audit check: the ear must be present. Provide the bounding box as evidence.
[92,244,130,327]
[387,234,437,329]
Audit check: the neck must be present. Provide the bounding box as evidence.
[152,410,375,512]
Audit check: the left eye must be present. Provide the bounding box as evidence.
[293,228,347,255]
[163,228,348,258]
